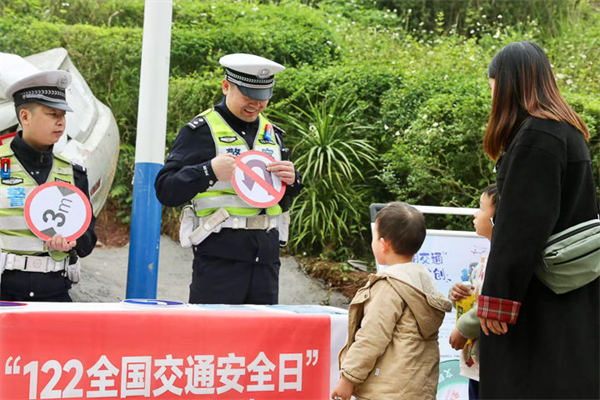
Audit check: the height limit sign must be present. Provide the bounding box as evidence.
[232,151,286,208]
[24,181,92,242]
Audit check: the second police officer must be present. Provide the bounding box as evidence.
[0,70,97,301]
[155,54,302,305]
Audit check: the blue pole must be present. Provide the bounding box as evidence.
[126,0,173,298]
[126,163,163,298]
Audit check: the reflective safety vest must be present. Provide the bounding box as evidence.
[192,109,282,218]
[0,143,74,261]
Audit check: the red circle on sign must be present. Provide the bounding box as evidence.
[24,181,93,242]
[232,150,287,208]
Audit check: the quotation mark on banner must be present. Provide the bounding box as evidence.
[305,350,318,367]
[5,356,21,374]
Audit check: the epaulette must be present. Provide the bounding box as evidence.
[187,116,207,130]
[71,162,87,173]
[272,123,286,135]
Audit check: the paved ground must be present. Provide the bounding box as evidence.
[71,235,349,308]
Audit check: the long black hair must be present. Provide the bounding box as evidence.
[484,41,589,161]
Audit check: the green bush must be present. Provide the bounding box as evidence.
[323,0,587,38]
[272,94,378,257]
[379,71,493,210]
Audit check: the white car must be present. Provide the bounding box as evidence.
[0,47,120,215]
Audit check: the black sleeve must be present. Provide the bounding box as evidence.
[481,132,564,303]
[73,165,97,258]
[275,130,303,199]
[154,124,218,207]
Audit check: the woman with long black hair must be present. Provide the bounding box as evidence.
[477,41,599,399]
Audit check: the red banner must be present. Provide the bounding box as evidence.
[0,309,330,400]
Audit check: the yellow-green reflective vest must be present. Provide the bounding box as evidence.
[192,109,282,218]
[0,143,74,261]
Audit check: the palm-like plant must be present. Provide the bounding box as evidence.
[273,94,377,257]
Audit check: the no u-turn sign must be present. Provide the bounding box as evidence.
[232,151,286,208]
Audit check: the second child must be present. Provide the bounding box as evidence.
[448,184,498,399]
[331,202,452,400]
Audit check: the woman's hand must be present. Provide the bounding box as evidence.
[480,317,508,335]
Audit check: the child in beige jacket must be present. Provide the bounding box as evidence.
[332,202,452,400]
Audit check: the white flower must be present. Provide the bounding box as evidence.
[493,30,501,39]
[497,14,503,19]
[469,55,476,61]
[384,124,389,130]
[252,6,259,11]
[566,79,573,85]
[581,54,587,59]
[407,8,412,14]
[556,73,565,79]
[422,114,428,119]
[395,131,400,136]
[433,122,439,127]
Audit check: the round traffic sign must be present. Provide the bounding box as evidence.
[232,150,286,208]
[24,181,92,242]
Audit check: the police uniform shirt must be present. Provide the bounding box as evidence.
[1,132,97,297]
[155,98,302,263]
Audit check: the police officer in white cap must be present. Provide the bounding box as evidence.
[0,70,97,302]
[155,54,302,304]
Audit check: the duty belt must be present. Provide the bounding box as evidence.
[0,253,67,273]
[218,215,278,230]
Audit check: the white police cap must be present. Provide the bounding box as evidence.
[5,70,73,112]
[219,53,285,101]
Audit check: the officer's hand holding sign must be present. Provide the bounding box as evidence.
[267,160,296,185]
[211,153,236,182]
[46,234,76,253]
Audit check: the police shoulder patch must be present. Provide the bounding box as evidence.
[71,163,86,173]
[187,116,206,130]
[1,177,24,185]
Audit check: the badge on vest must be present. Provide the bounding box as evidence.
[1,158,10,179]
[219,136,238,144]
[259,139,275,145]
[1,177,24,185]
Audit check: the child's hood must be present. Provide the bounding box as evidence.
[379,263,452,337]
